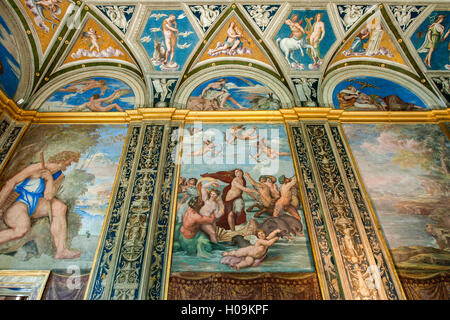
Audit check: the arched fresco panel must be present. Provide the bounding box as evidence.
[186,76,282,111]
[332,76,427,111]
[37,77,135,112]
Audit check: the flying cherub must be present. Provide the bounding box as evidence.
[227,125,259,144]
[251,137,290,160]
[81,27,103,52]
[190,139,222,157]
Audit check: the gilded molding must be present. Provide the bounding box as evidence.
[1,89,449,124]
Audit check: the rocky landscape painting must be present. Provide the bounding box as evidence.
[343,123,450,273]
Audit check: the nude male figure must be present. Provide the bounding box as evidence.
[198,181,224,242]
[162,14,178,66]
[225,169,258,231]
[180,204,215,240]
[222,228,281,271]
[273,176,302,221]
[285,14,306,40]
[72,90,124,112]
[0,151,81,259]
[201,79,245,110]
[245,173,275,217]
[308,13,326,65]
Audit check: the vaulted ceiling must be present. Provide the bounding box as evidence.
[1,1,449,115]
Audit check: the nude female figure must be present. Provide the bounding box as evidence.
[198,181,224,242]
[162,14,178,66]
[209,22,244,55]
[225,169,259,230]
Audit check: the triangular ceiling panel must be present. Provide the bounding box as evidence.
[194,13,274,70]
[330,11,409,68]
[62,17,135,66]
[96,5,136,34]
[188,4,227,34]
[389,5,427,33]
[19,0,73,55]
[336,4,374,32]
[242,4,280,33]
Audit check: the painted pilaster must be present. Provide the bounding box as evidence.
[289,121,405,300]
[86,122,178,300]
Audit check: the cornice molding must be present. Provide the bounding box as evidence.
[1,89,449,124]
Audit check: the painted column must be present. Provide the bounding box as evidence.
[85,122,179,300]
[289,121,405,300]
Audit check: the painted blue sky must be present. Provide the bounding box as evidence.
[0,14,20,98]
[39,77,135,112]
[342,123,447,249]
[140,10,198,71]
[332,76,427,109]
[179,123,295,179]
[411,11,450,70]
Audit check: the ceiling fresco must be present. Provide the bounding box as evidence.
[0,1,448,111]
[274,8,336,71]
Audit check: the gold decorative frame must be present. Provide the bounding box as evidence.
[0,270,50,300]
